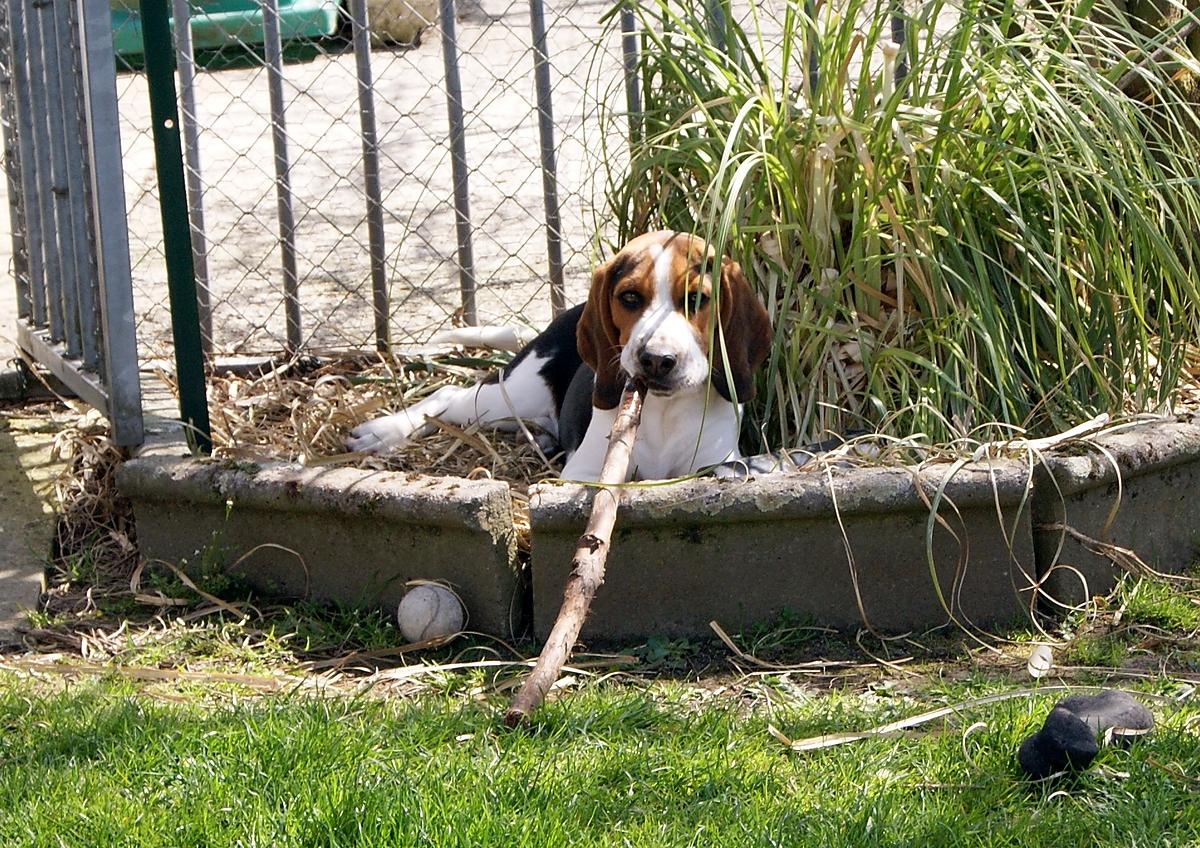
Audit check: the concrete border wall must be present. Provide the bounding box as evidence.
[1031,418,1200,609]
[116,456,525,636]
[116,417,1200,640]
[529,462,1037,639]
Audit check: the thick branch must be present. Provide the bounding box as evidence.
[1116,19,1199,99]
[503,381,644,726]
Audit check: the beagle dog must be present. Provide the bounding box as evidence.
[346,230,773,481]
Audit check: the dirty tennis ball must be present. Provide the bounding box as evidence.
[396,583,464,643]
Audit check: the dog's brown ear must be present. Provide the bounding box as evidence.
[711,258,773,404]
[576,259,625,410]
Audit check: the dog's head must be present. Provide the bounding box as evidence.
[577,230,773,409]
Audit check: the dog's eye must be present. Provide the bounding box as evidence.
[683,290,710,313]
[617,290,643,310]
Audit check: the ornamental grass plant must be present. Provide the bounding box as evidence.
[602,0,1200,451]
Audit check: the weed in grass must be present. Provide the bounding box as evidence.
[1068,631,1132,668]
[734,609,834,658]
[21,608,74,631]
[1059,573,1200,674]
[634,635,703,672]
[1121,579,1200,634]
[104,618,300,672]
[264,600,399,655]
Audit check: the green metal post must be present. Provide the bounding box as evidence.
[138,0,211,452]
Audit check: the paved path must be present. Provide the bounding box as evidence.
[0,177,60,646]
[0,408,59,645]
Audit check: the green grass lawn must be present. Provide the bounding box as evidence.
[13,539,1200,848]
[1,669,1198,847]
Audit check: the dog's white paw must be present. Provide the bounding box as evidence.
[345,412,422,453]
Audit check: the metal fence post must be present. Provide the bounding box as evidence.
[705,0,726,52]
[171,0,213,356]
[77,0,143,446]
[138,0,210,451]
[891,3,908,84]
[528,0,565,317]
[805,0,819,94]
[439,0,476,326]
[619,5,640,142]
[54,0,101,370]
[350,0,389,351]
[40,0,83,359]
[5,0,45,328]
[24,0,63,341]
[0,0,31,322]
[261,0,301,353]
[705,0,744,70]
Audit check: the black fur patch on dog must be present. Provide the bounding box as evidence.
[486,304,585,416]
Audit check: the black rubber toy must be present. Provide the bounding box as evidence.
[1018,690,1154,779]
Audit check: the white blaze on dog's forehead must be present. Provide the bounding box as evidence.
[649,243,674,310]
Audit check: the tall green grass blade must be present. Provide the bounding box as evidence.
[600,0,1200,450]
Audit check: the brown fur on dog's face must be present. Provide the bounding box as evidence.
[577,231,773,409]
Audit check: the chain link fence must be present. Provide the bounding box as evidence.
[113,0,634,359]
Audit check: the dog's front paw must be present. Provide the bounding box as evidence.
[345,412,420,453]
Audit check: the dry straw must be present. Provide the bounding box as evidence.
[201,354,558,494]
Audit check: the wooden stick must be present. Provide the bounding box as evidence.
[503,381,644,726]
[1115,19,1198,99]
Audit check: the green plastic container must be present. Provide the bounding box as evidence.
[111,0,341,61]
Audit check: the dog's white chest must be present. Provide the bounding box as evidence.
[626,391,741,480]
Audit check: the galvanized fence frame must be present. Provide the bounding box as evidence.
[1,0,143,446]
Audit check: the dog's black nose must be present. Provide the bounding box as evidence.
[638,350,677,380]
